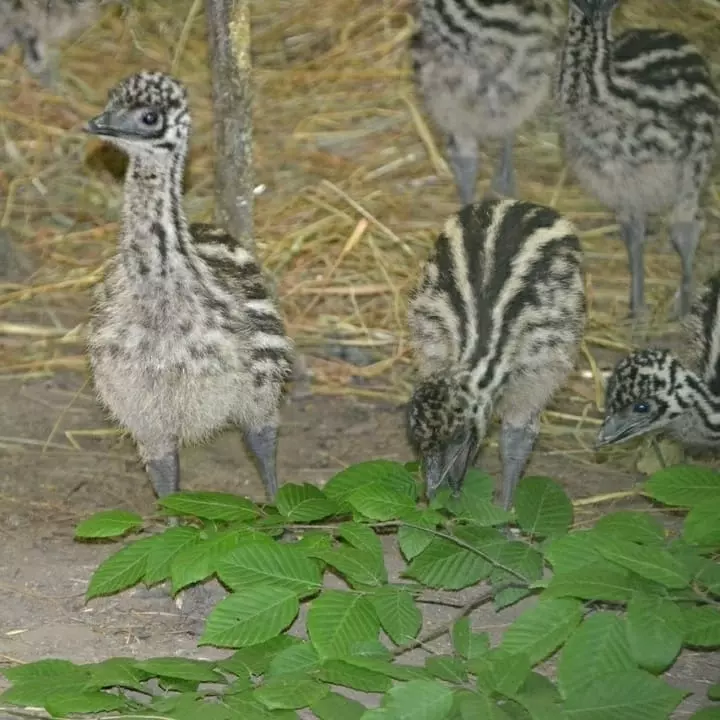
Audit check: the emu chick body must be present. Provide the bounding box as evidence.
[0,0,121,84]
[411,0,555,203]
[407,198,586,508]
[557,0,719,317]
[86,72,293,501]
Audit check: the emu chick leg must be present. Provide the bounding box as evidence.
[619,214,647,317]
[499,417,539,510]
[147,449,180,498]
[447,135,479,207]
[490,136,516,198]
[669,219,701,318]
[244,424,279,501]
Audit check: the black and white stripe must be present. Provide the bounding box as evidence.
[407,198,585,504]
[409,199,585,395]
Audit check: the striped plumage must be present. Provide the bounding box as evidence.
[0,0,123,85]
[411,0,555,204]
[598,273,720,450]
[557,0,720,318]
[85,72,293,501]
[407,198,586,508]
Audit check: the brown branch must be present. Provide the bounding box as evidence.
[391,581,522,658]
[204,0,254,250]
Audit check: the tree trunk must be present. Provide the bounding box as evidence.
[204,0,254,250]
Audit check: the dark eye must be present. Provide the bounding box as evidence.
[141,110,159,126]
[633,402,650,414]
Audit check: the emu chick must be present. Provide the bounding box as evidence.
[407,198,586,508]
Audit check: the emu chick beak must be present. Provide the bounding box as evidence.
[422,434,476,499]
[595,409,644,448]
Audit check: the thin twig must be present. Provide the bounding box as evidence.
[391,581,521,657]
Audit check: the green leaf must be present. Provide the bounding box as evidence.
[159,491,259,521]
[338,522,384,560]
[135,657,221,682]
[544,532,604,574]
[86,536,155,599]
[544,560,635,603]
[593,511,665,545]
[514,476,573,539]
[44,690,127,717]
[345,657,429,682]
[319,659,392,692]
[471,648,531,697]
[75,510,143,539]
[201,586,299,648]
[315,547,387,588]
[275,483,338,522]
[695,558,720,596]
[311,692,366,720]
[1,662,91,707]
[83,657,149,692]
[324,461,417,510]
[454,690,497,720]
[224,689,299,718]
[398,510,440,560]
[444,471,512,527]
[217,540,323,598]
[425,655,468,683]
[255,672,329,710]
[684,499,720,546]
[683,606,720,648]
[562,669,686,719]
[371,586,422,645]
[3,659,86,684]
[218,636,301,677]
[266,642,320,678]
[626,593,684,673]
[487,541,543,611]
[307,590,380,659]
[710,683,720,701]
[145,526,200,586]
[512,672,563,720]
[347,483,416,521]
[452,617,471,658]
[595,536,690,589]
[500,597,583,665]
[171,528,257,593]
[644,465,720,507]
[557,613,635,698]
[381,679,454,720]
[291,530,333,554]
[691,710,720,720]
[406,537,492,590]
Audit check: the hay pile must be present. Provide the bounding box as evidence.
[0,0,719,464]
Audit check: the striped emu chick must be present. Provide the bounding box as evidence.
[557,0,719,318]
[0,0,122,86]
[598,272,720,450]
[411,0,555,204]
[407,199,586,508]
[85,72,294,502]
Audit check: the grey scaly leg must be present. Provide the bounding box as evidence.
[669,219,701,318]
[244,425,280,501]
[147,449,180,498]
[499,417,539,511]
[490,136,516,198]
[447,135,479,207]
[619,214,647,318]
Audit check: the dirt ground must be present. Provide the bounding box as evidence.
[0,369,718,718]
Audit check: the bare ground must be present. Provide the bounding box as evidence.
[0,371,718,718]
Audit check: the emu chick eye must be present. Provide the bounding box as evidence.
[633,402,650,414]
[141,110,159,126]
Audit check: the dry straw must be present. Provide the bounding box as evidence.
[0,0,719,468]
